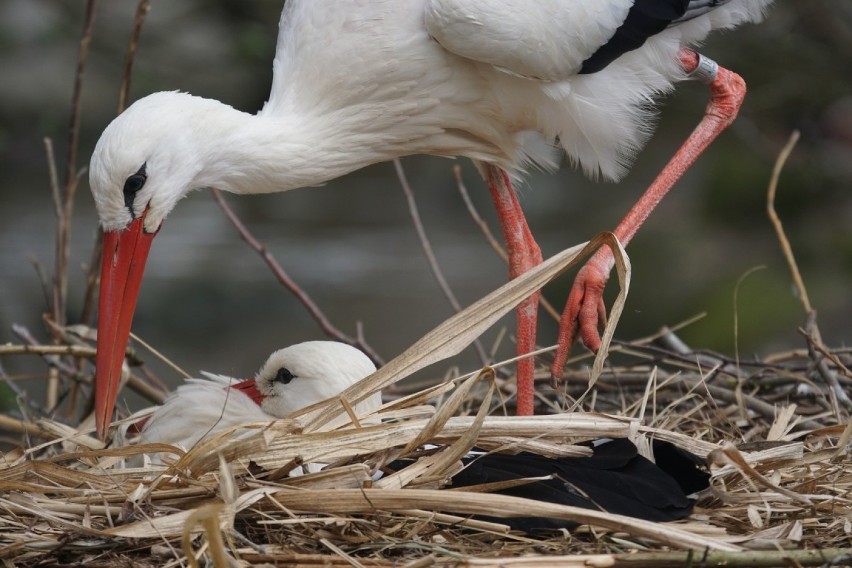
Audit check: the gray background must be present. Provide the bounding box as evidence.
[1,1,850,412]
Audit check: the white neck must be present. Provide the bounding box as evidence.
[186,101,402,196]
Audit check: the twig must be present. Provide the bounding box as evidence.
[0,339,167,407]
[55,0,97,330]
[0,344,98,358]
[766,130,806,311]
[462,548,852,567]
[11,325,77,377]
[64,0,97,194]
[453,165,507,263]
[44,138,62,222]
[210,188,384,366]
[732,265,766,375]
[453,165,561,322]
[27,254,53,315]
[0,360,49,419]
[766,130,850,415]
[799,317,852,414]
[0,415,56,439]
[79,234,102,327]
[394,159,488,366]
[81,0,150,327]
[117,0,150,114]
[128,331,191,380]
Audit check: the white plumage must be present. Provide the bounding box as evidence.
[90,0,773,438]
[90,0,770,232]
[116,341,381,453]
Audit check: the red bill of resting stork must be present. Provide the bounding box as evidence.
[115,341,382,453]
[90,0,773,438]
[116,339,709,532]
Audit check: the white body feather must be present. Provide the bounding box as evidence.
[89,0,771,233]
[114,341,381,458]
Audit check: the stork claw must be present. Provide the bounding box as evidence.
[550,256,611,386]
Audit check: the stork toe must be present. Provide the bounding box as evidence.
[551,261,610,384]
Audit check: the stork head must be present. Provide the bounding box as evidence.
[252,341,381,418]
[89,92,219,439]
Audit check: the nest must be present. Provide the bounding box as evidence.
[3,4,849,563]
[2,234,851,567]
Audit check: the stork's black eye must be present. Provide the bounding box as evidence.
[274,367,295,385]
[123,163,148,218]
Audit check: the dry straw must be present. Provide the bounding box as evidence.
[2,220,851,564]
[2,0,850,560]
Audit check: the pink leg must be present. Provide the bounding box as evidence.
[551,49,747,381]
[485,165,542,416]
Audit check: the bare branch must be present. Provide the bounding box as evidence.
[766,130,849,416]
[766,130,806,312]
[394,159,489,366]
[453,165,561,322]
[210,188,384,366]
[53,0,97,332]
[453,165,507,262]
[82,0,150,328]
[64,0,97,192]
[118,0,151,114]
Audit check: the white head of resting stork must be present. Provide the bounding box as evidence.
[90,0,773,438]
[116,341,381,452]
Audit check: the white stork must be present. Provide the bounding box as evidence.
[115,339,708,532]
[90,0,773,438]
[115,340,381,453]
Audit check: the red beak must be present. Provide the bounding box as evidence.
[95,212,158,439]
[230,378,264,405]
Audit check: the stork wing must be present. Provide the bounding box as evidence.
[262,1,426,117]
[423,0,751,80]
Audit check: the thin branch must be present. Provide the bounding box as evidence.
[63,0,97,192]
[766,130,849,415]
[0,360,49,419]
[82,0,150,327]
[766,130,807,312]
[0,344,98,358]
[44,138,62,221]
[394,159,489,366]
[0,414,57,439]
[210,188,384,366]
[27,254,53,314]
[453,165,561,322]
[79,233,103,326]
[3,328,168,408]
[799,318,852,414]
[43,138,64,410]
[12,325,80,377]
[54,0,97,331]
[129,331,191,380]
[453,165,507,262]
[117,0,150,114]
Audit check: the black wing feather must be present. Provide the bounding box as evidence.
[580,0,733,74]
[388,438,709,534]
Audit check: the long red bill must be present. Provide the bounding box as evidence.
[95,213,158,440]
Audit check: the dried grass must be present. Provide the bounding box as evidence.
[1,233,850,565]
[2,4,850,564]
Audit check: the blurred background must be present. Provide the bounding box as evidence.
[1,1,850,417]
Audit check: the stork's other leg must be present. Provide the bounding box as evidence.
[485,164,542,416]
[551,49,747,381]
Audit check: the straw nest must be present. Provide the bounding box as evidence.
[2,230,851,568]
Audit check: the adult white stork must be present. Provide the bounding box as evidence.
[115,340,382,453]
[115,339,709,532]
[90,0,773,438]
